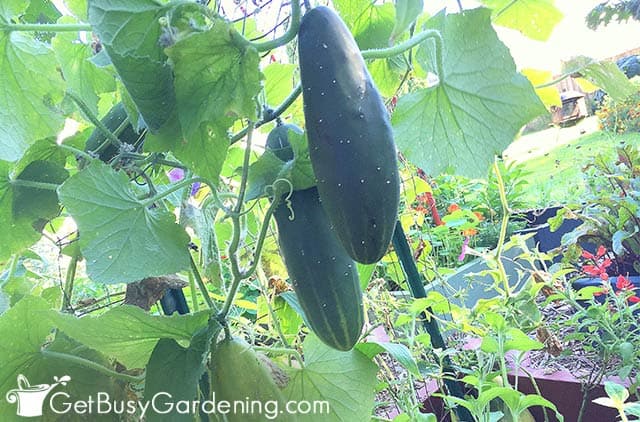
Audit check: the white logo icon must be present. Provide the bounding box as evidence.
[6,374,71,417]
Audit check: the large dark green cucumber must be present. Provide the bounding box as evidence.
[274,187,364,351]
[84,102,144,163]
[298,6,400,264]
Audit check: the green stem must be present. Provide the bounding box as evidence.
[231,83,302,144]
[234,122,254,211]
[190,254,217,311]
[534,72,575,89]
[217,124,258,320]
[10,179,59,191]
[68,92,122,151]
[58,143,94,161]
[494,0,518,19]
[253,346,303,366]
[141,177,204,207]
[256,266,289,347]
[61,254,79,312]
[241,195,281,278]
[3,23,92,32]
[251,0,301,52]
[42,350,144,383]
[188,271,200,313]
[1,255,19,288]
[362,29,444,78]
[492,159,511,296]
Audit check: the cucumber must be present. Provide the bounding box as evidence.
[274,187,364,351]
[211,337,296,421]
[298,6,400,264]
[84,102,144,163]
[266,123,301,162]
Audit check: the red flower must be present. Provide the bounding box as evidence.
[581,245,612,280]
[582,260,612,280]
[447,203,460,214]
[615,275,640,304]
[582,245,607,260]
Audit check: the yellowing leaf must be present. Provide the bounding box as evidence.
[522,68,561,108]
[575,77,598,93]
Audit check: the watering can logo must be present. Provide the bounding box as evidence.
[5,374,71,417]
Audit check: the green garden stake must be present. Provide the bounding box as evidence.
[392,222,473,422]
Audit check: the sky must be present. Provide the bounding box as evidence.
[425,0,640,73]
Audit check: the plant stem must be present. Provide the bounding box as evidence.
[234,122,254,210]
[251,0,301,52]
[1,255,18,288]
[68,91,123,150]
[391,222,473,422]
[253,346,303,366]
[61,254,79,312]
[230,85,302,145]
[362,29,444,78]
[188,271,200,313]
[42,350,144,383]
[3,23,92,32]
[10,179,60,191]
[255,266,290,347]
[217,124,256,320]
[240,195,281,278]
[190,254,216,311]
[58,143,94,161]
[141,176,209,207]
[492,159,512,296]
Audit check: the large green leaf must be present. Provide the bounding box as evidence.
[283,335,378,421]
[564,56,637,102]
[57,161,190,284]
[0,32,64,162]
[53,305,212,369]
[356,341,421,377]
[144,321,220,421]
[0,296,121,421]
[263,63,296,107]
[481,0,563,41]
[88,0,175,131]
[390,0,424,43]
[13,160,68,221]
[0,296,55,404]
[164,22,262,182]
[0,161,41,261]
[52,16,115,115]
[0,0,28,22]
[333,0,394,47]
[392,9,545,177]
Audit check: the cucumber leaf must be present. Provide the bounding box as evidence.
[57,161,191,284]
[392,8,545,178]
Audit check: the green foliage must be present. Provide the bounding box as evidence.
[597,86,640,134]
[58,161,191,283]
[0,31,64,162]
[392,8,546,178]
[563,56,636,103]
[561,145,640,273]
[481,0,562,41]
[2,1,634,421]
[283,335,378,421]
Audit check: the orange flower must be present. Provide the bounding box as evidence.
[473,211,484,221]
[462,228,478,236]
[447,203,460,213]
